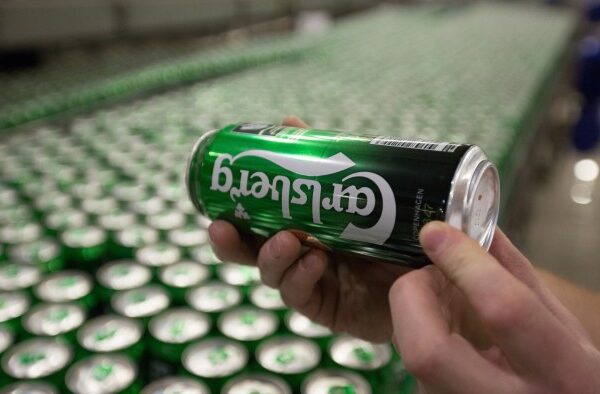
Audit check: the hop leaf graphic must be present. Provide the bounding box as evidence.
[235,203,250,220]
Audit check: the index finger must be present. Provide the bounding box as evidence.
[420,221,580,376]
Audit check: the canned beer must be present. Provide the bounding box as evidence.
[141,376,209,394]
[8,238,65,273]
[0,381,59,394]
[0,263,41,292]
[0,291,30,332]
[218,306,279,351]
[187,123,500,266]
[0,324,14,354]
[301,369,371,394]
[96,260,152,302]
[249,284,286,318]
[66,354,141,394]
[158,261,210,304]
[22,302,85,341]
[34,270,96,310]
[111,285,170,323]
[185,281,242,318]
[222,373,292,394]
[77,314,143,360]
[285,311,332,349]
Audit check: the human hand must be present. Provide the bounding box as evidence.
[207,116,409,342]
[390,221,600,393]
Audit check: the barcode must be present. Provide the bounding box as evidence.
[370,136,460,153]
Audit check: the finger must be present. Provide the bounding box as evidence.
[282,116,310,128]
[208,220,259,265]
[278,248,329,314]
[256,231,302,288]
[491,229,589,339]
[420,221,582,375]
[390,267,515,392]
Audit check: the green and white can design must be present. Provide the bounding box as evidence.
[141,376,210,394]
[218,263,260,287]
[285,311,331,340]
[149,307,210,345]
[111,285,170,319]
[97,260,152,292]
[182,338,248,378]
[1,338,72,379]
[115,225,159,249]
[249,285,286,312]
[256,337,321,375]
[222,373,292,394]
[1,381,59,394]
[167,225,209,249]
[0,263,41,291]
[186,281,242,313]
[187,123,500,267]
[66,354,137,394]
[23,302,85,337]
[135,243,181,268]
[0,291,30,324]
[78,315,143,353]
[301,370,371,394]
[218,306,279,342]
[34,270,93,303]
[329,335,392,371]
[190,244,222,267]
[158,261,210,289]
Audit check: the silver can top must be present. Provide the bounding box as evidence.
[190,244,222,266]
[159,261,210,289]
[149,307,210,344]
[9,238,61,265]
[249,285,286,311]
[111,285,170,318]
[61,225,107,248]
[445,146,500,251]
[186,281,242,313]
[182,338,248,378]
[66,354,136,394]
[167,225,209,248]
[23,302,85,336]
[34,270,93,302]
[218,263,261,287]
[116,225,159,248]
[329,335,392,371]
[285,311,331,339]
[301,370,371,394]
[97,260,152,291]
[222,374,292,394]
[78,314,142,352]
[45,209,88,231]
[0,263,41,291]
[218,306,278,341]
[1,338,72,379]
[0,381,59,394]
[0,290,30,323]
[256,336,321,375]
[98,211,136,231]
[141,376,210,394]
[135,243,181,268]
[146,210,186,232]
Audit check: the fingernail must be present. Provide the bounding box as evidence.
[269,233,282,259]
[420,222,448,253]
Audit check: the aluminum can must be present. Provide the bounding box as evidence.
[249,285,286,318]
[0,381,58,394]
[60,225,108,264]
[0,291,30,332]
[218,306,279,351]
[222,373,292,394]
[110,285,170,323]
[141,376,209,394]
[135,243,181,270]
[0,263,41,292]
[0,324,14,354]
[187,123,500,266]
[66,354,140,394]
[76,314,143,360]
[189,244,222,276]
[185,281,242,317]
[8,238,65,272]
[113,224,159,258]
[301,369,371,394]
[34,270,96,310]
[22,302,85,341]
[158,261,210,304]
[285,311,332,349]
[96,260,152,302]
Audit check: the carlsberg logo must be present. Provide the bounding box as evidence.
[210,150,396,244]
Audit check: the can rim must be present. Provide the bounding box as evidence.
[185,130,218,216]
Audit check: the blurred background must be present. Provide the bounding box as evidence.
[0,0,598,393]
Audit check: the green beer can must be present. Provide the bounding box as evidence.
[189,244,222,276]
[8,238,65,273]
[0,291,30,333]
[96,260,152,302]
[285,311,332,350]
[113,224,160,259]
[66,354,141,394]
[186,123,500,267]
[185,281,242,320]
[135,243,181,271]
[249,284,287,320]
[22,302,85,342]
[141,376,209,394]
[0,263,42,292]
[158,261,210,304]
[0,324,14,354]
[218,306,279,352]
[34,270,96,310]
[110,285,170,324]
[60,225,108,265]
[222,373,292,394]
[76,314,143,361]
[301,369,371,394]
[0,381,58,394]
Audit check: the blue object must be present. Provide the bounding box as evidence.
[572,102,600,151]
[578,36,600,102]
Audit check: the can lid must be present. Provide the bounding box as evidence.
[329,335,392,371]
[0,324,14,354]
[222,373,292,394]
[23,302,85,336]
[186,281,242,313]
[78,314,142,352]
[0,291,30,323]
[61,226,107,248]
[218,263,261,287]
[98,211,136,232]
[218,306,279,341]
[141,376,210,394]
[158,261,210,288]
[46,209,88,231]
[116,225,159,248]
[129,197,165,216]
[66,354,137,394]
[1,338,72,379]
[256,336,321,375]
[135,243,181,268]
[34,270,93,302]
[167,225,208,248]
[285,311,331,339]
[301,369,372,394]
[149,307,210,344]
[0,263,41,291]
[0,222,42,244]
[97,260,152,291]
[9,238,61,265]
[190,244,222,266]
[445,146,500,251]
[111,285,170,318]
[249,285,285,311]
[182,338,248,378]
[1,381,59,394]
